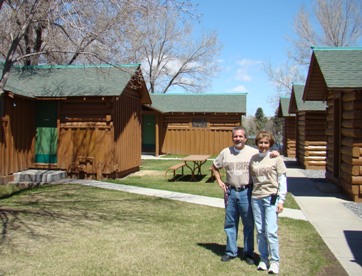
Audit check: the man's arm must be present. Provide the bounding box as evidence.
[212,164,227,192]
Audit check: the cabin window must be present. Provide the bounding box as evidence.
[192,118,207,128]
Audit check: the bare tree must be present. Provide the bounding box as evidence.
[0,0,206,93]
[117,5,221,93]
[0,0,118,91]
[265,0,362,109]
[263,61,305,109]
[288,0,362,66]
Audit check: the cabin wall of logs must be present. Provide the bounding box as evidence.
[296,111,327,170]
[325,90,362,202]
[283,117,296,157]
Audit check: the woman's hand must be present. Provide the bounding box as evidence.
[276,203,284,213]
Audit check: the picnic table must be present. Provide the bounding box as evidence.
[182,154,211,181]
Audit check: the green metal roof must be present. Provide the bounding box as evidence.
[3,63,143,98]
[303,47,362,101]
[313,47,362,88]
[149,93,247,114]
[277,96,295,117]
[290,84,326,113]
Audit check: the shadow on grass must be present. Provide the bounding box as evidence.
[0,186,171,245]
[0,184,40,200]
[167,174,209,182]
[197,243,261,263]
[196,242,229,257]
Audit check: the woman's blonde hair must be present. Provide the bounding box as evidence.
[255,130,275,147]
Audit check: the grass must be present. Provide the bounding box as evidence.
[0,184,345,275]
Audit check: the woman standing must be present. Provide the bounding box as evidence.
[249,131,287,274]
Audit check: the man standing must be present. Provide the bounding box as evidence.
[212,126,278,265]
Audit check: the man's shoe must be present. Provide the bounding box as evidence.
[244,254,255,265]
[220,254,235,262]
[257,260,269,271]
[268,262,279,274]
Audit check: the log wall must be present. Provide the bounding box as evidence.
[283,117,296,157]
[325,90,362,202]
[296,111,327,170]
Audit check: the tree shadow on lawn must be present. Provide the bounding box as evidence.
[0,193,164,245]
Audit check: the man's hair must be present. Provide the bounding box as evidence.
[232,126,247,137]
[254,130,275,147]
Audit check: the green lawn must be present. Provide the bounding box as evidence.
[0,159,346,275]
[0,184,345,275]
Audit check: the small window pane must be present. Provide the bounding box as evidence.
[192,118,207,128]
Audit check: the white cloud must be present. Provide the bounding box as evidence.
[235,69,251,82]
[227,85,248,93]
[234,58,262,82]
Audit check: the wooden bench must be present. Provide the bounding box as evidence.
[165,162,185,180]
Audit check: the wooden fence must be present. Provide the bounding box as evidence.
[161,127,233,156]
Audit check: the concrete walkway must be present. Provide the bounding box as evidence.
[52,177,307,221]
[50,155,362,276]
[285,167,362,276]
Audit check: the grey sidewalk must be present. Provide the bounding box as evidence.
[52,177,307,221]
[286,167,362,276]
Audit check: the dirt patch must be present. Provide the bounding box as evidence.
[125,170,162,177]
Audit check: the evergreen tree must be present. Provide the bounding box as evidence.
[254,107,267,132]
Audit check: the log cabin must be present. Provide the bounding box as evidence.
[142,93,247,156]
[277,96,296,157]
[289,83,327,170]
[303,47,362,202]
[0,63,150,183]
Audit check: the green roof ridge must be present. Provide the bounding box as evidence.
[10,63,140,69]
[312,46,362,51]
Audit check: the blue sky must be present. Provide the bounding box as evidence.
[184,0,311,117]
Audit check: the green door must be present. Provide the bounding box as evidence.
[35,102,58,163]
[142,114,155,152]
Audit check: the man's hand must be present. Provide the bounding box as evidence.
[217,179,227,192]
[270,150,280,158]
